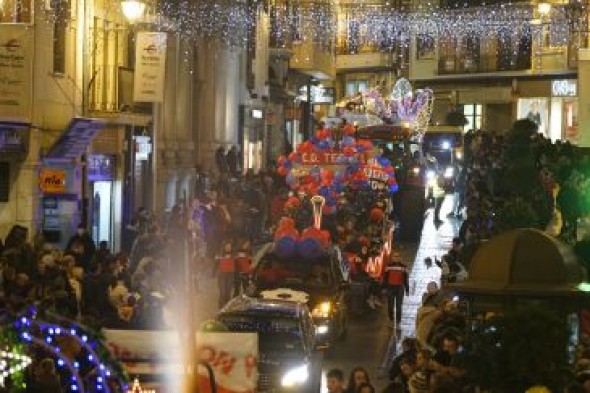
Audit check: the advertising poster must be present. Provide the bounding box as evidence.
[0,24,33,121]
[133,32,167,102]
[517,98,549,137]
[104,330,258,393]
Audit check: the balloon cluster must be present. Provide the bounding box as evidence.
[274,217,331,259]
[277,127,397,215]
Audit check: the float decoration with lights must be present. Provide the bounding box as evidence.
[276,125,398,216]
[1,307,130,393]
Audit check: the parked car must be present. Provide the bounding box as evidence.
[217,296,322,393]
[249,245,349,350]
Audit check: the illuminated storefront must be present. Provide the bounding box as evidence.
[517,79,578,143]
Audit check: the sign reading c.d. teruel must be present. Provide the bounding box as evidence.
[133,32,167,102]
[0,25,33,121]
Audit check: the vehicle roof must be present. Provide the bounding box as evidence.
[218,296,304,319]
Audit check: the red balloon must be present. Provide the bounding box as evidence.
[278,217,296,229]
[387,177,396,185]
[284,196,300,210]
[385,166,394,174]
[370,207,384,222]
[288,152,298,162]
[343,146,355,157]
[275,227,298,240]
[278,167,288,176]
[343,124,356,136]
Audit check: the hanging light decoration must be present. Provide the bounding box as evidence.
[38,0,587,50]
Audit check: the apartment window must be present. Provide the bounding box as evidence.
[0,162,9,203]
[345,80,368,97]
[0,0,32,23]
[53,23,67,74]
[463,104,482,131]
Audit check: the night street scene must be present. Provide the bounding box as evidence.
[3,0,590,392]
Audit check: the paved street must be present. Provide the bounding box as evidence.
[187,197,460,392]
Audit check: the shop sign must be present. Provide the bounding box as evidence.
[364,159,389,190]
[0,25,33,121]
[297,85,335,105]
[552,79,577,97]
[300,149,368,165]
[87,154,116,181]
[135,136,152,161]
[39,168,67,194]
[133,32,167,102]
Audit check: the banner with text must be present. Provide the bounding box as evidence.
[104,330,257,393]
[0,24,33,121]
[133,32,167,102]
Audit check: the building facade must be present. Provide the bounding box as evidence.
[0,0,270,248]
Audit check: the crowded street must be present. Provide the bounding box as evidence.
[4,0,590,392]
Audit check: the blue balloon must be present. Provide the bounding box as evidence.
[318,141,330,150]
[349,157,358,164]
[337,156,348,164]
[310,136,319,144]
[286,173,295,185]
[284,160,292,169]
[333,183,344,193]
[276,236,297,258]
[297,238,325,259]
[342,136,355,146]
[389,184,399,193]
[319,186,330,197]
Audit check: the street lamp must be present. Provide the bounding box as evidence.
[538,2,552,18]
[121,0,146,23]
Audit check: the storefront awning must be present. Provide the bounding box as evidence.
[46,118,105,160]
[0,121,30,157]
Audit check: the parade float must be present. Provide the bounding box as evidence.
[330,79,436,241]
[273,119,398,283]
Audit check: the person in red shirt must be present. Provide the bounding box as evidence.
[384,251,409,328]
[234,240,252,296]
[217,242,235,308]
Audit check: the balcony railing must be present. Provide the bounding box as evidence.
[438,54,531,75]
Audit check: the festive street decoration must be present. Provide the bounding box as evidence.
[36,1,587,51]
[0,308,130,393]
[276,127,398,210]
[0,349,31,388]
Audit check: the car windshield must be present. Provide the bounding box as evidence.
[254,256,334,289]
[219,315,304,353]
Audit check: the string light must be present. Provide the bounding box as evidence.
[36,1,587,51]
[0,349,32,387]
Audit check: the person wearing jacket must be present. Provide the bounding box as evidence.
[384,252,409,328]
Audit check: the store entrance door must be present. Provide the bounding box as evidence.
[91,181,114,247]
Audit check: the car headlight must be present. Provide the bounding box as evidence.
[444,167,454,178]
[311,302,332,318]
[455,151,463,160]
[412,167,420,175]
[442,140,451,150]
[426,170,436,181]
[281,364,309,387]
[316,324,329,335]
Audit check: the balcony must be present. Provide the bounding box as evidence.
[290,41,336,80]
[437,54,531,75]
[336,51,393,71]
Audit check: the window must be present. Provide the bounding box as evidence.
[0,0,32,23]
[345,80,368,97]
[0,162,9,203]
[52,0,70,74]
[462,104,483,131]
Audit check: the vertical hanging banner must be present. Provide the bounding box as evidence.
[0,25,33,121]
[133,32,167,102]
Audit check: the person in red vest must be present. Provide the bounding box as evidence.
[234,239,252,296]
[384,251,409,329]
[217,242,235,308]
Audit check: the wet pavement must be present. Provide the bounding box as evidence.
[165,196,462,392]
[319,197,461,392]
